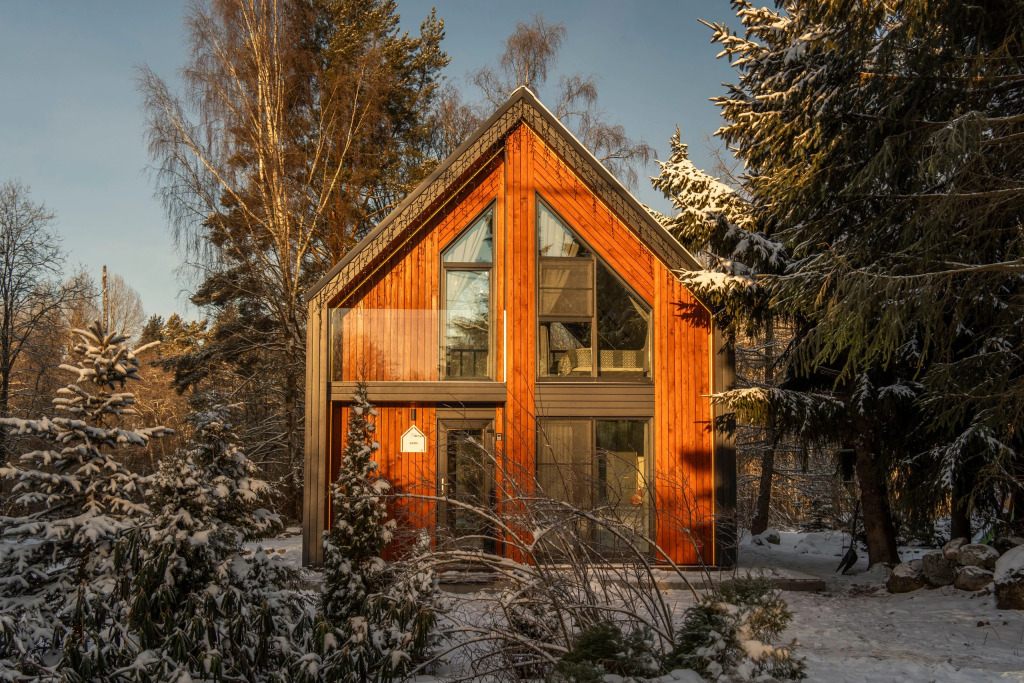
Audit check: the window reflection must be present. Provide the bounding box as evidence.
[445,270,490,378]
[536,418,651,554]
[537,198,651,380]
[444,206,494,379]
[444,211,493,263]
[596,261,650,378]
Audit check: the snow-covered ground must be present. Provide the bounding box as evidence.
[739,531,1024,682]
[245,525,304,569]
[257,528,1024,681]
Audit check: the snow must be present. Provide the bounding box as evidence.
[248,526,1024,681]
[244,525,305,572]
[740,530,1024,681]
[995,545,1024,584]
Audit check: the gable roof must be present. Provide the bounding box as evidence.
[306,86,699,306]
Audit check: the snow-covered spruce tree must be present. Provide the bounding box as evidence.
[668,575,804,681]
[662,1,1004,564]
[650,128,784,336]
[703,0,1024,547]
[0,321,169,679]
[310,383,438,682]
[121,399,310,681]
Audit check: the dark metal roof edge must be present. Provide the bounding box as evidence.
[305,85,700,303]
[304,87,534,302]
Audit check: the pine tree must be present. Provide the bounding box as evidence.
[123,400,308,681]
[0,321,168,678]
[313,383,439,682]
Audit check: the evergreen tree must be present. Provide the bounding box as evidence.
[0,321,168,678]
[702,0,1024,544]
[312,383,438,682]
[321,383,393,624]
[137,314,164,346]
[123,400,308,681]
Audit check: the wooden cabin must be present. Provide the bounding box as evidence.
[303,87,735,567]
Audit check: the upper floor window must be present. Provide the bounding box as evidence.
[537,198,651,380]
[443,206,494,379]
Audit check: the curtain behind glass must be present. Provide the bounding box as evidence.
[444,210,493,263]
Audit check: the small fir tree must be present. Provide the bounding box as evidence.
[0,321,168,679]
[313,383,439,682]
[321,382,395,624]
[123,400,308,680]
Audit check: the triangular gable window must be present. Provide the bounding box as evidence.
[443,210,493,263]
[538,203,590,257]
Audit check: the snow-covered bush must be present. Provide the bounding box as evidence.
[0,322,169,679]
[668,576,804,681]
[495,578,566,678]
[121,401,310,681]
[554,623,662,682]
[408,437,706,679]
[312,383,440,682]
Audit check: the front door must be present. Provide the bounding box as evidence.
[437,411,496,554]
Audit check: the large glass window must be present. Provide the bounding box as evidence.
[443,207,493,379]
[537,199,651,380]
[537,418,652,554]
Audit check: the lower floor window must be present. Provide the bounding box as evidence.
[536,418,651,553]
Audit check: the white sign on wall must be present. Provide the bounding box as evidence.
[401,425,427,453]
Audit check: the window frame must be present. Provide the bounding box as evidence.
[440,202,496,381]
[535,193,653,383]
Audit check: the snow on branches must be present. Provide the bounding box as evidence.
[0,321,169,678]
[122,401,308,681]
[650,128,786,335]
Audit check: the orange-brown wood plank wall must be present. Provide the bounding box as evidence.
[335,157,505,383]
[525,125,715,565]
[502,127,538,562]
[330,403,437,560]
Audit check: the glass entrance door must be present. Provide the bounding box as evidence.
[437,414,496,554]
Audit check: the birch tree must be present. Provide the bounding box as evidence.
[139,0,447,516]
[0,181,83,463]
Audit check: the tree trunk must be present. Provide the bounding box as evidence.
[0,360,10,465]
[750,443,776,536]
[749,324,777,537]
[854,425,900,566]
[950,466,974,541]
[284,347,302,521]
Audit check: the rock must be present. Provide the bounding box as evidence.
[992,536,1024,555]
[763,528,781,545]
[887,560,925,593]
[921,550,956,586]
[954,566,994,592]
[995,545,1024,609]
[956,543,1000,570]
[943,537,968,560]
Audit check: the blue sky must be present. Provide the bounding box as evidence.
[0,1,739,320]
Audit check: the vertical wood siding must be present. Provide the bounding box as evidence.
[526,125,715,564]
[335,156,504,382]
[320,123,715,566]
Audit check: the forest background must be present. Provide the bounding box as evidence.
[2,0,1022,570]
